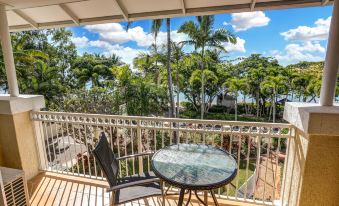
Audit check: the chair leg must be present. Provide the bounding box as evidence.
[160,180,165,206]
[110,192,115,206]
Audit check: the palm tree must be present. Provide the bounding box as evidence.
[72,53,113,88]
[171,42,185,117]
[178,15,236,119]
[151,19,175,118]
[225,77,246,121]
[261,75,288,122]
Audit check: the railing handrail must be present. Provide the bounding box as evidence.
[31,111,293,128]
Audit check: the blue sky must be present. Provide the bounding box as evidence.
[69,5,333,66]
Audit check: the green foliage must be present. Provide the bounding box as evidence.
[1,18,338,123]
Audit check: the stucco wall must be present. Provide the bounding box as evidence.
[298,134,339,206]
[283,103,339,206]
[0,112,40,180]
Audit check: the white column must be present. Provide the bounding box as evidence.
[0,4,19,97]
[320,0,339,106]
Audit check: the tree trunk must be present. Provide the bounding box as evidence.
[200,49,205,119]
[273,93,276,123]
[235,94,238,121]
[166,18,175,118]
[176,66,180,118]
[243,94,247,115]
[256,91,260,117]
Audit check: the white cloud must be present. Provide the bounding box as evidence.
[84,23,187,47]
[71,36,146,65]
[223,37,246,53]
[74,22,188,65]
[227,11,270,32]
[285,41,325,53]
[71,36,89,48]
[104,45,145,66]
[272,41,325,65]
[281,16,331,41]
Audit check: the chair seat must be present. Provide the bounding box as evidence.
[114,172,162,204]
[117,171,159,184]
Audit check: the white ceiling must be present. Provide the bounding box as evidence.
[0,0,334,32]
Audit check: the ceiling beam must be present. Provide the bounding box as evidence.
[113,0,129,21]
[12,9,38,29]
[181,0,186,14]
[322,0,330,5]
[59,4,79,25]
[251,0,256,11]
[9,0,335,32]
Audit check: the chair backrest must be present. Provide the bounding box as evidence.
[93,132,119,187]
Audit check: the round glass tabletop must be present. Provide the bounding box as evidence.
[151,144,237,190]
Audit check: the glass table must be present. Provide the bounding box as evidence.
[151,144,237,206]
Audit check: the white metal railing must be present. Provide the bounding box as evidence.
[30,111,294,205]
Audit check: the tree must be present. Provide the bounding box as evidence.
[171,42,185,117]
[224,77,247,121]
[151,19,175,117]
[179,15,236,119]
[71,53,118,88]
[235,54,280,117]
[261,75,288,122]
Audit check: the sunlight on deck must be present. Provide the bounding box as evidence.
[27,172,257,206]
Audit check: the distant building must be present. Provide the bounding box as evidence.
[216,94,236,108]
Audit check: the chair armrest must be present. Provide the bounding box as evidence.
[116,152,154,161]
[107,177,160,192]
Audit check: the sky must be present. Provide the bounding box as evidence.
[68,5,333,66]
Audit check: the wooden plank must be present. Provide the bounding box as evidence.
[59,3,80,25]
[251,0,256,11]
[113,0,129,21]
[322,0,330,5]
[12,9,38,29]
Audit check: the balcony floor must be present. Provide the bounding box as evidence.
[27,172,258,206]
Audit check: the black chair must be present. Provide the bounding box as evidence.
[93,132,164,206]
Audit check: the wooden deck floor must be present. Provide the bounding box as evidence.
[27,172,257,206]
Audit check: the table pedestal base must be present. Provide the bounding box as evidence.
[177,189,219,206]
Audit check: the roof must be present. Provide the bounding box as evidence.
[2,0,334,32]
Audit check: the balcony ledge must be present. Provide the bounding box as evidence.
[0,94,45,114]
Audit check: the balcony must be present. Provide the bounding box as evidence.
[27,111,293,206]
[0,1,338,206]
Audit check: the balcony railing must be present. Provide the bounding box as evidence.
[30,111,294,205]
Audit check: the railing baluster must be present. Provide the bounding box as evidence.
[49,122,58,171]
[137,120,143,174]
[226,125,233,197]
[93,124,98,178]
[116,120,122,178]
[253,134,262,203]
[84,124,91,177]
[131,127,135,175]
[124,123,128,176]
[65,122,75,174]
[79,124,86,177]
[273,134,281,203]
[53,122,62,173]
[244,135,251,201]
[263,131,272,202]
[235,129,242,199]
[71,122,80,175]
